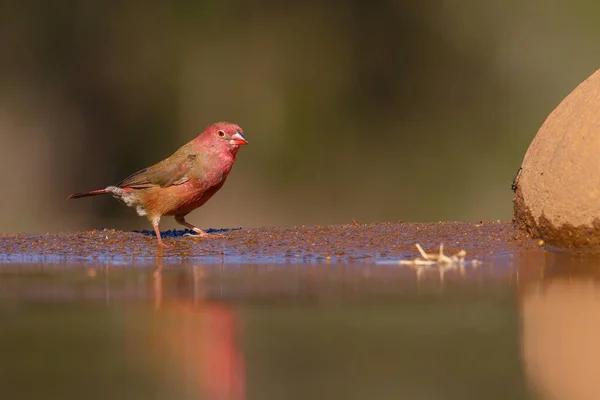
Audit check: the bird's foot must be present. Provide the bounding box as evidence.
[183,228,224,239]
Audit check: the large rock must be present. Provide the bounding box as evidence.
[514,69,600,247]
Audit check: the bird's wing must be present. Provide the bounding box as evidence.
[117,152,197,189]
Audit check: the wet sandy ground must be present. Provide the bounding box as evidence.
[0,221,541,265]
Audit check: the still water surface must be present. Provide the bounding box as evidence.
[1,251,598,400]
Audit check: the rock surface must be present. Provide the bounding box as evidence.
[514,69,600,247]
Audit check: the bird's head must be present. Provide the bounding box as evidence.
[198,122,248,155]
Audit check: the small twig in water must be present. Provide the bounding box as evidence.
[415,243,429,260]
[395,243,480,267]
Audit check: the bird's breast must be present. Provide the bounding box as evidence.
[164,166,231,215]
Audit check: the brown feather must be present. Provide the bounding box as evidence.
[118,146,197,189]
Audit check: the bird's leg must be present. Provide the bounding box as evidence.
[152,217,167,247]
[175,215,221,238]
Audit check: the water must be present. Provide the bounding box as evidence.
[1,251,599,400]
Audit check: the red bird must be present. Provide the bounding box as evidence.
[68,122,248,246]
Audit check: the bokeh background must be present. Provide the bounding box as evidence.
[1,0,597,233]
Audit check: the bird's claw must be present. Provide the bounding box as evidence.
[183,231,224,239]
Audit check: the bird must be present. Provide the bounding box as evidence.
[68,122,248,246]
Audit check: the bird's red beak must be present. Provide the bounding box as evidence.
[229,131,248,146]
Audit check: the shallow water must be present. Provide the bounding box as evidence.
[2,250,600,400]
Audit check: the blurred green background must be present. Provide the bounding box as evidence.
[1,0,597,233]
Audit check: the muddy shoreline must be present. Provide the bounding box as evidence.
[0,221,541,264]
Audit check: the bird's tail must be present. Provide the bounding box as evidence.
[67,188,110,200]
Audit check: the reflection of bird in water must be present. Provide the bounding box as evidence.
[135,263,247,400]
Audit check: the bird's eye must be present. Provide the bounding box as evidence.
[217,130,226,138]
